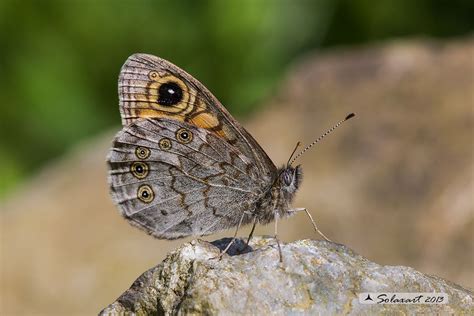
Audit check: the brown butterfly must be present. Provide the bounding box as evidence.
[107,54,354,260]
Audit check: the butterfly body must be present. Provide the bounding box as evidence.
[253,165,302,225]
[107,54,301,240]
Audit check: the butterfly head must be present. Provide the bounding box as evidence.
[280,165,303,194]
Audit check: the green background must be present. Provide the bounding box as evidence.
[0,0,472,198]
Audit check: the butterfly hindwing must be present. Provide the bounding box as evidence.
[107,118,262,239]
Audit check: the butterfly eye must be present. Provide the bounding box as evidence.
[130,162,149,179]
[137,184,154,203]
[158,81,183,106]
[135,147,150,159]
[176,128,193,144]
[159,138,172,150]
[283,172,292,186]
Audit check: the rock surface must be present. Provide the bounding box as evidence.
[100,237,473,315]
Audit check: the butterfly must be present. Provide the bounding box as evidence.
[107,54,354,261]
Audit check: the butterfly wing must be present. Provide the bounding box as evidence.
[107,118,264,239]
[118,53,276,179]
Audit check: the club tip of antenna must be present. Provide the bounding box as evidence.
[345,113,355,120]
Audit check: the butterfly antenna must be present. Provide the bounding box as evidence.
[289,113,355,166]
[286,141,302,167]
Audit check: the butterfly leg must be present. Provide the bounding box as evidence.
[288,208,332,242]
[213,211,247,260]
[245,217,258,247]
[274,212,283,263]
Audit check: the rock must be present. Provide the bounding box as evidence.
[100,237,473,315]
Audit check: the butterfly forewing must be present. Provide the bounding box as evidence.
[118,53,277,178]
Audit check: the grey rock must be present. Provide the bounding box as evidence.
[100,237,473,315]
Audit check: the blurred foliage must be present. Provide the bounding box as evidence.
[0,0,472,198]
